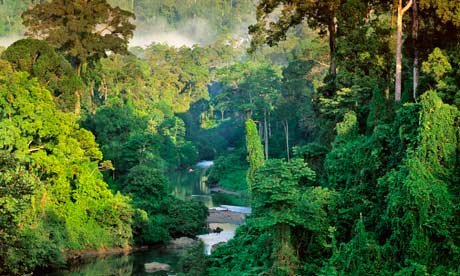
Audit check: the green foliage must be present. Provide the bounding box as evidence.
[0,152,43,275]
[422,48,452,81]
[324,217,384,276]
[2,0,460,274]
[1,38,83,111]
[245,119,264,192]
[121,165,168,211]
[292,143,329,179]
[251,159,316,218]
[382,91,460,273]
[420,48,460,107]
[208,150,248,192]
[131,208,169,244]
[210,159,336,275]
[0,69,134,273]
[419,0,460,26]
[160,196,208,238]
[209,223,274,276]
[249,0,336,49]
[177,242,209,276]
[336,111,358,140]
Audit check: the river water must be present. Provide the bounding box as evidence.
[42,161,248,276]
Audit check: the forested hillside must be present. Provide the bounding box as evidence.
[1,0,460,275]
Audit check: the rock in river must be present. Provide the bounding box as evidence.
[144,262,171,273]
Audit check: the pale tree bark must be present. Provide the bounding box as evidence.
[264,109,269,160]
[395,0,413,102]
[75,63,83,115]
[74,91,81,116]
[328,16,338,80]
[412,0,419,101]
[268,117,272,138]
[258,121,263,140]
[283,120,290,162]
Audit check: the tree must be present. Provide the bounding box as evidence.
[412,0,419,101]
[249,0,341,83]
[0,152,38,275]
[396,0,460,102]
[279,59,316,161]
[395,0,413,102]
[2,38,83,112]
[245,119,264,193]
[0,68,135,272]
[250,159,334,275]
[383,92,460,272]
[22,0,135,114]
[241,65,282,159]
[418,0,460,27]
[22,0,135,73]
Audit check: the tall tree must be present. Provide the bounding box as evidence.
[22,0,135,73]
[21,0,135,114]
[395,0,412,102]
[239,64,282,159]
[412,0,419,100]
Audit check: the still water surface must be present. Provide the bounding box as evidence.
[43,247,181,276]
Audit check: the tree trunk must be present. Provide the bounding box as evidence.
[74,63,82,115]
[412,0,419,101]
[268,114,272,138]
[328,16,337,80]
[258,121,263,140]
[74,91,81,115]
[264,109,269,160]
[395,0,413,102]
[274,224,297,275]
[283,120,290,162]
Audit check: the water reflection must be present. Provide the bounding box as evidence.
[168,161,214,207]
[40,247,181,276]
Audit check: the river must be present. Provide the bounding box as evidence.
[40,161,248,275]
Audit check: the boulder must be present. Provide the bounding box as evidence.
[144,262,171,273]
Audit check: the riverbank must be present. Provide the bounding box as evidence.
[207,206,250,224]
[64,245,148,264]
[210,186,243,196]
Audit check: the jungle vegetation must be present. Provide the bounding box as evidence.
[1,0,460,275]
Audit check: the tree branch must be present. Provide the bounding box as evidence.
[402,0,413,14]
[28,145,45,153]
